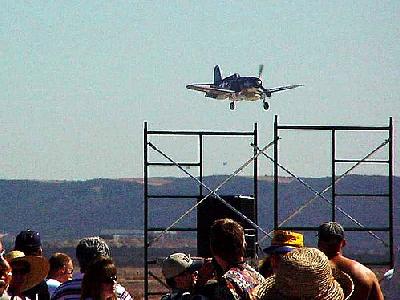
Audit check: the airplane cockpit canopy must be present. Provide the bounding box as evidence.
[226,73,240,80]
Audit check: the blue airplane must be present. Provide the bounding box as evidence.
[186,65,302,110]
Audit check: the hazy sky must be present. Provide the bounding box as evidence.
[1,1,399,180]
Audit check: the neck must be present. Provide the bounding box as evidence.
[215,256,244,272]
[325,250,342,260]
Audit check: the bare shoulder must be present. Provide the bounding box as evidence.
[338,256,377,282]
[332,256,383,299]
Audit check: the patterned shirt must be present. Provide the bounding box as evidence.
[215,263,265,300]
[51,273,133,300]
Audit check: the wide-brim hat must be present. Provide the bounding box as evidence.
[254,248,354,300]
[5,250,49,292]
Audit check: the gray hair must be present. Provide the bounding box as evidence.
[76,236,111,272]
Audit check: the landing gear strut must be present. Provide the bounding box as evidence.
[230,102,235,110]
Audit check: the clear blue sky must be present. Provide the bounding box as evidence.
[0,1,399,180]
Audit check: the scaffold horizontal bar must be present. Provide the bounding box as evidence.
[147,195,200,199]
[366,261,391,266]
[338,227,390,232]
[147,130,254,136]
[335,159,389,163]
[148,227,197,231]
[335,193,389,197]
[278,226,390,232]
[147,260,157,264]
[277,125,389,130]
[146,162,200,166]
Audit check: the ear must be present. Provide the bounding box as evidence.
[341,239,346,248]
[60,265,67,275]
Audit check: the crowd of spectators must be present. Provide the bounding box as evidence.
[159,219,389,300]
[0,231,132,300]
[0,220,394,300]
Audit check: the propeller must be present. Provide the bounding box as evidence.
[258,64,264,79]
[257,64,269,98]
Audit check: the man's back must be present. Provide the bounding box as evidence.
[330,255,383,300]
[216,263,265,300]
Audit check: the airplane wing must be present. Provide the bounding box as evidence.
[186,84,235,99]
[268,84,303,94]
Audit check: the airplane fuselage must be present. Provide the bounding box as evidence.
[215,76,264,101]
[219,75,261,92]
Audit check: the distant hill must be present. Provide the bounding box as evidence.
[0,175,398,262]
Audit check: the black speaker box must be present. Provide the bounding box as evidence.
[197,195,257,258]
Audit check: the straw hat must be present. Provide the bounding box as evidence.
[254,247,353,300]
[5,250,49,292]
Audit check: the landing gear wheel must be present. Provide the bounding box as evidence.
[230,102,235,110]
[263,101,269,110]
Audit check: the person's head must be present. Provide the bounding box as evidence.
[5,250,49,295]
[255,247,354,300]
[258,256,273,278]
[317,222,346,257]
[76,237,111,273]
[81,256,117,300]
[263,230,304,255]
[209,218,246,267]
[0,251,12,296]
[48,252,74,283]
[161,253,201,290]
[262,230,304,275]
[14,230,42,256]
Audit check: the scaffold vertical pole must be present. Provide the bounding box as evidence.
[143,122,149,300]
[389,117,394,268]
[274,115,279,229]
[332,129,336,221]
[254,123,258,228]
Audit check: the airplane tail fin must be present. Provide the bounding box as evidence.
[214,65,222,85]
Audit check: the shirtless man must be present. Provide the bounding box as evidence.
[317,221,384,300]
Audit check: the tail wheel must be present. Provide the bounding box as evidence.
[230,102,235,110]
[263,101,269,110]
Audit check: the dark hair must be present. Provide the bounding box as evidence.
[49,253,72,272]
[318,222,344,244]
[81,256,117,300]
[258,256,273,278]
[209,218,245,264]
[76,237,110,272]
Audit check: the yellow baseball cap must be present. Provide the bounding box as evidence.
[263,230,304,254]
